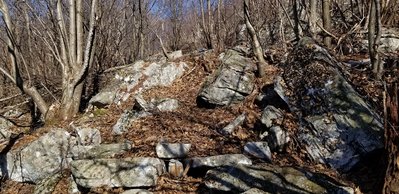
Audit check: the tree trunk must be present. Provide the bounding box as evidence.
[309,0,318,38]
[207,0,215,49]
[322,0,332,47]
[244,0,266,78]
[199,0,211,49]
[155,33,171,60]
[369,0,382,79]
[292,0,303,40]
[216,0,223,51]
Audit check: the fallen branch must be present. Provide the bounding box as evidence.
[334,17,365,51]
[0,93,23,103]
[0,100,29,114]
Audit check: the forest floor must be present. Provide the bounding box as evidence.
[0,48,398,194]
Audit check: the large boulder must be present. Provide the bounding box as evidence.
[283,37,384,171]
[197,49,255,107]
[204,163,354,193]
[0,129,72,183]
[71,157,165,188]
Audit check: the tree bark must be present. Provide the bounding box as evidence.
[216,0,223,51]
[244,0,266,78]
[207,0,215,49]
[309,0,317,38]
[369,0,382,79]
[292,0,303,40]
[322,0,332,47]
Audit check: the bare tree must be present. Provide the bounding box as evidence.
[0,0,98,120]
[0,0,48,116]
[244,0,267,78]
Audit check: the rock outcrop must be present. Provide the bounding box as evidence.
[90,60,187,108]
[283,37,384,171]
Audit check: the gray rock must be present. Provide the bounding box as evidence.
[68,175,80,194]
[187,154,252,168]
[142,62,187,89]
[154,98,179,112]
[362,37,399,53]
[89,91,116,108]
[168,159,184,178]
[74,127,101,146]
[112,110,152,135]
[90,60,186,108]
[256,76,290,110]
[70,142,132,159]
[302,114,382,171]
[122,189,153,194]
[267,126,290,151]
[133,95,154,112]
[284,38,384,171]
[156,143,191,158]
[241,188,270,194]
[3,108,23,118]
[71,157,165,188]
[219,114,246,135]
[33,173,62,194]
[0,117,13,144]
[232,45,251,56]
[243,142,272,161]
[197,49,255,107]
[205,164,354,194]
[169,50,183,60]
[260,106,284,128]
[0,129,72,183]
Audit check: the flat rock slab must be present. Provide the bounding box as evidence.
[205,164,354,194]
[187,154,252,168]
[71,157,165,188]
[156,143,191,158]
[70,142,132,159]
[197,49,255,107]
